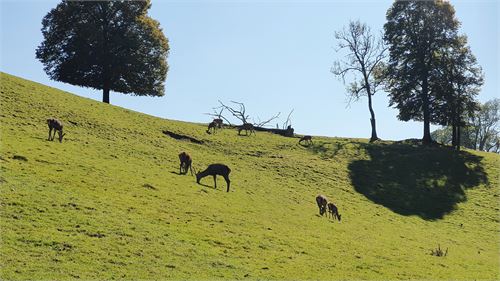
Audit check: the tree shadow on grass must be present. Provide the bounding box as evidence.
[309,141,348,158]
[348,142,488,220]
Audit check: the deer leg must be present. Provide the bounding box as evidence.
[223,175,230,192]
[213,175,217,188]
[48,128,52,140]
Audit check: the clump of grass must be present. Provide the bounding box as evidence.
[142,183,157,190]
[431,244,448,257]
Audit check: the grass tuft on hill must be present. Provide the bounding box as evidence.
[1,72,499,280]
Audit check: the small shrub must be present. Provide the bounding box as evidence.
[431,244,448,257]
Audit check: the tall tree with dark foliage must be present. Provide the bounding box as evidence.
[432,35,483,150]
[36,0,169,104]
[383,0,460,144]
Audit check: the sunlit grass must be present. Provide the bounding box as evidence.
[1,72,499,280]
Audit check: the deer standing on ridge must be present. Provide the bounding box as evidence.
[213,118,223,128]
[207,121,218,134]
[299,135,313,145]
[238,123,255,136]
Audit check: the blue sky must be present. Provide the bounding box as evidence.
[1,0,498,140]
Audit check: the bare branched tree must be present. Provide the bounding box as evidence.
[216,100,281,128]
[218,100,250,124]
[332,20,386,142]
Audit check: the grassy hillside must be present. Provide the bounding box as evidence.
[1,72,499,280]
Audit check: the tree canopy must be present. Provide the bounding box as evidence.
[383,0,461,144]
[432,35,483,150]
[36,0,169,104]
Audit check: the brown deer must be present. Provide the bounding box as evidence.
[316,194,328,216]
[47,118,66,143]
[196,164,231,192]
[207,121,218,134]
[213,118,223,128]
[299,135,313,145]
[178,152,194,175]
[238,123,255,136]
[327,202,342,221]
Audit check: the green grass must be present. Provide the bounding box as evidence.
[1,72,499,280]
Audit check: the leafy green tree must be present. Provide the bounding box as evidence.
[332,20,386,142]
[474,99,500,152]
[383,0,460,144]
[431,99,499,153]
[432,35,483,150]
[36,0,169,104]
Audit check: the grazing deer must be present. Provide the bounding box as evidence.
[196,164,231,192]
[238,123,255,136]
[213,118,223,128]
[316,194,328,216]
[327,202,341,221]
[207,121,218,134]
[299,135,313,145]
[178,152,194,175]
[47,118,66,143]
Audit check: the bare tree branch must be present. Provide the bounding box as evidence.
[282,109,294,129]
[255,112,281,128]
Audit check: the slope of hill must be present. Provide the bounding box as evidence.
[1,72,499,280]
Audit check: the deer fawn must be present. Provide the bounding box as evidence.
[47,118,66,143]
[299,135,313,145]
[238,123,255,136]
[327,202,342,221]
[196,164,231,192]
[178,152,194,175]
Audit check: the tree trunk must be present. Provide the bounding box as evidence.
[364,74,378,143]
[451,124,457,148]
[103,86,110,104]
[100,2,111,104]
[367,92,378,142]
[421,76,432,145]
[456,125,461,151]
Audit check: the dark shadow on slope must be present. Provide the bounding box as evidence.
[309,141,348,158]
[162,130,204,144]
[348,143,488,220]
